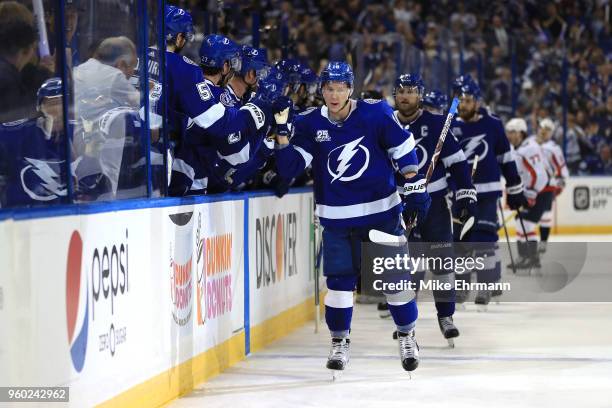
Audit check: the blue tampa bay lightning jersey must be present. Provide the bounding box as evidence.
[145,49,266,145]
[394,110,472,198]
[172,78,274,194]
[275,99,417,227]
[0,119,66,207]
[451,112,521,198]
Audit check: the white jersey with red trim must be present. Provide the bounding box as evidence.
[540,139,569,190]
[514,137,548,201]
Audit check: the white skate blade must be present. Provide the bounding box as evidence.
[331,370,343,381]
[447,338,455,348]
[459,216,475,240]
[369,229,407,246]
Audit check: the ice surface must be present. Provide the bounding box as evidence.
[170,235,612,408]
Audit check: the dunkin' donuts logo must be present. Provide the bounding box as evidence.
[195,212,234,325]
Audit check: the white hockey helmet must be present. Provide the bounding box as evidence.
[539,118,555,131]
[505,117,528,133]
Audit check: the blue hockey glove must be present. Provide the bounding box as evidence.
[400,173,431,227]
[506,183,528,210]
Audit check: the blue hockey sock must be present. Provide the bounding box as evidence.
[388,299,418,332]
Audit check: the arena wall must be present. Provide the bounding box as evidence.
[0,189,323,407]
[0,177,609,406]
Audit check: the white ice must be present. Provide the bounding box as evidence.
[170,235,612,408]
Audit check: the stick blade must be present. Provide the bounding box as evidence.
[369,229,407,246]
[459,216,475,240]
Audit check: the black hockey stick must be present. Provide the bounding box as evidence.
[498,199,517,274]
[405,97,460,233]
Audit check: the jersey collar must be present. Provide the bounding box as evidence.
[321,99,357,126]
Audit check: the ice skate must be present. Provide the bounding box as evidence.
[475,289,491,312]
[455,289,470,311]
[327,337,350,380]
[538,241,548,254]
[492,288,503,304]
[397,330,419,372]
[438,316,459,347]
[377,302,391,319]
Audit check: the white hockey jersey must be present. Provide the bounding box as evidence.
[514,137,548,201]
[540,139,569,192]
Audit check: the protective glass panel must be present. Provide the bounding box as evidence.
[0,0,69,209]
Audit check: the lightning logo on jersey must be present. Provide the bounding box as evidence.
[461,134,488,163]
[327,136,370,183]
[414,137,428,171]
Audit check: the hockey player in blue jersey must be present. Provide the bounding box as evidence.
[389,74,476,346]
[422,90,449,114]
[169,33,246,195]
[211,66,292,192]
[224,45,271,107]
[274,61,431,375]
[451,75,527,309]
[146,7,274,195]
[248,61,320,196]
[0,78,68,207]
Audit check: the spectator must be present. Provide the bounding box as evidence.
[73,36,140,201]
[0,1,38,122]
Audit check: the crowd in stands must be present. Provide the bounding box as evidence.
[0,0,610,209]
[178,0,610,174]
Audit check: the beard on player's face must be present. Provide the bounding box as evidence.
[459,102,478,121]
[395,89,421,118]
[396,98,420,117]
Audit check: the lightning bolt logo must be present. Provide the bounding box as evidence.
[414,137,428,171]
[327,136,370,183]
[461,134,488,163]
[20,158,67,201]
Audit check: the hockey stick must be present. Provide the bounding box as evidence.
[498,199,517,274]
[405,97,460,232]
[313,214,322,333]
[32,0,50,57]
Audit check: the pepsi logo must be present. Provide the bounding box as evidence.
[66,231,88,373]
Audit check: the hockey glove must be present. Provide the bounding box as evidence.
[400,173,431,227]
[263,169,291,198]
[506,183,528,210]
[273,97,294,139]
[454,188,477,239]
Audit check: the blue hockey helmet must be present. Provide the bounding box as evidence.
[299,65,318,85]
[275,58,302,85]
[393,73,425,96]
[199,34,242,71]
[37,77,63,109]
[319,61,354,88]
[239,45,270,80]
[453,74,481,99]
[253,66,289,104]
[165,5,195,42]
[422,90,449,111]
[299,65,319,95]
